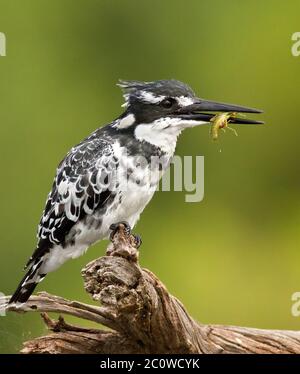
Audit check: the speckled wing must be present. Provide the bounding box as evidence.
[26,136,117,268]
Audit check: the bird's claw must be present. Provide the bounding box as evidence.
[109,221,142,250]
[108,222,142,261]
[133,234,142,249]
[109,221,131,241]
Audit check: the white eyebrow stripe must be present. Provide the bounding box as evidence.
[125,91,194,107]
[177,96,194,107]
[138,91,165,104]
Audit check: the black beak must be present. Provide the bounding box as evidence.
[177,98,264,125]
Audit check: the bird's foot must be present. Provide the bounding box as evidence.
[107,222,142,262]
[109,221,131,240]
[133,234,142,249]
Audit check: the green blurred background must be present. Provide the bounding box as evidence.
[1,0,300,353]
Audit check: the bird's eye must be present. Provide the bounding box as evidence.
[160,98,176,109]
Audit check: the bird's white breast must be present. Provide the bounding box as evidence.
[42,141,163,274]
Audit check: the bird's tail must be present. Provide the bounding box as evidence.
[9,258,46,305]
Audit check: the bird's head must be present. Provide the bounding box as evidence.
[114,79,263,153]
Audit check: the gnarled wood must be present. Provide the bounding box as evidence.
[2,223,300,354]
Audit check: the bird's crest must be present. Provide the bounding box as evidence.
[117,80,148,93]
[117,80,148,107]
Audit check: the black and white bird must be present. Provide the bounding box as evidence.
[9,79,263,305]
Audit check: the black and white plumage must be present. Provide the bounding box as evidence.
[9,79,263,305]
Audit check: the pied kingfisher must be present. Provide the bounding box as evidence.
[9,79,263,305]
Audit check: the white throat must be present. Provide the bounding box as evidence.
[134,117,206,155]
[134,120,181,155]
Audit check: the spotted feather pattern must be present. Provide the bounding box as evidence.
[26,132,119,267]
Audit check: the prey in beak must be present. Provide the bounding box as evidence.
[176,98,264,125]
[175,98,264,141]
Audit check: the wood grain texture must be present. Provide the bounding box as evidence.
[2,224,300,354]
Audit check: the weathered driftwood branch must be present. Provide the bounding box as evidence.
[3,223,300,354]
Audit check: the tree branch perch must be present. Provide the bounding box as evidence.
[2,223,300,354]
